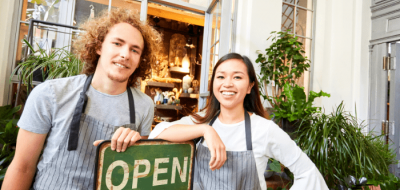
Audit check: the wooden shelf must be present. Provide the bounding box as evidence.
[155,104,182,110]
[179,93,199,99]
[170,67,189,74]
[146,81,175,88]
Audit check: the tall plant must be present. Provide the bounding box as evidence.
[295,102,396,188]
[256,30,310,107]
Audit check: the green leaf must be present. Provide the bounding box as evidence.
[270,159,282,173]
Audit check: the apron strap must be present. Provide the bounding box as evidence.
[200,110,252,151]
[127,87,136,124]
[244,111,252,150]
[67,74,93,151]
[67,75,136,151]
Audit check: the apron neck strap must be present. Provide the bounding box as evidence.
[127,86,135,124]
[205,110,253,151]
[82,74,93,94]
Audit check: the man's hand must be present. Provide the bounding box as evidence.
[203,125,226,171]
[93,127,141,152]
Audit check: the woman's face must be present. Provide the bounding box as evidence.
[213,59,254,110]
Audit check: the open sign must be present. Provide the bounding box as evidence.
[94,140,195,190]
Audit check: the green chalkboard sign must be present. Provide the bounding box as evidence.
[94,140,195,190]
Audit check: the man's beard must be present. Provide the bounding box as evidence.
[107,73,129,83]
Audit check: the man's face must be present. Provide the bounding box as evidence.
[96,22,144,83]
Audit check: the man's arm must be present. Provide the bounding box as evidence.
[2,128,46,190]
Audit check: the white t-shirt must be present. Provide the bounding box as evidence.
[149,113,328,190]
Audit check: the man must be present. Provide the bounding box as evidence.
[2,8,161,190]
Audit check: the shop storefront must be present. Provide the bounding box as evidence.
[3,0,400,186]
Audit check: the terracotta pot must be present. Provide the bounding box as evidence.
[363,185,380,190]
[265,175,291,190]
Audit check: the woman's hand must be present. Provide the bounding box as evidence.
[93,127,141,152]
[203,125,226,171]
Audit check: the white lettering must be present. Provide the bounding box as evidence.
[171,157,188,184]
[153,158,169,186]
[106,160,129,190]
[132,159,151,189]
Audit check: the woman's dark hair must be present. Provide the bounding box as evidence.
[191,53,268,124]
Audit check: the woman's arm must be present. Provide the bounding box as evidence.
[151,118,227,171]
[156,123,209,141]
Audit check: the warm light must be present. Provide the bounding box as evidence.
[182,54,190,70]
[182,75,192,92]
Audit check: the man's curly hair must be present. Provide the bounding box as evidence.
[74,8,161,87]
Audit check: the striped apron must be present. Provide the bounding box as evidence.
[32,74,137,190]
[193,111,262,190]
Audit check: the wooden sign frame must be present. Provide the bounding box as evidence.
[94,139,195,190]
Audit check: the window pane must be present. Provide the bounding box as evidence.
[216,2,221,42]
[208,46,215,89]
[70,30,83,54]
[30,24,59,54]
[297,0,313,10]
[283,0,313,9]
[211,1,221,45]
[74,0,109,27]
[296,8,313,38]
[297,37,312,59]
[295,37,311,87]
[21,0,63,23]
[111,0,141,12]
[282,4,295,33]
[211,11,216,45]
[14,23,30,69]
[283,0,296,4]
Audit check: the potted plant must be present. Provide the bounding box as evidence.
[11,39,84,91]
[295,102,398,189]
[265,158,293,190]
[256,30,329,134]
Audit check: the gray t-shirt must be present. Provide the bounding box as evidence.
[18,74,153,139]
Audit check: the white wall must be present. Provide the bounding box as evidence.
[234,0,281,107]
[234,0,371,125]
[235,0,282,59]
[0,1,17,106]
[312,0,371,124]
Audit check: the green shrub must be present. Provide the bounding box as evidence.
[295,102,396,188]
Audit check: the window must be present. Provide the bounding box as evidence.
[198,0,237,109]
[281,0,314,89]
[208,1,221,84]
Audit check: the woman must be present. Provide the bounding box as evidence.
[149,53,328,190]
